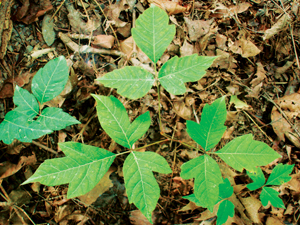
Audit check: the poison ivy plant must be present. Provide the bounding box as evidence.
[0,56,80,144]
[246,163,294,209]
[97,5,216,99]
[21,5,293,225]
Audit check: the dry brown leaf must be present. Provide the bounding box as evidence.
[215,33,227,50]
[0,154,37,179]
[92,35,115,49]
[271,93,300,147]
[229,2,251,14]
[59,213,89,225]
[105,0,129,27]
[148,0,191,15]
[228,38,261,58]
[173,99,192,120]
[184,17,214,41]
[78,167,115,205]
[130,210,154,225]
[263,14,291,40]
[240,196,263,223]
[178,201,200,211]
[54,205,74,223]
[251,62,266,87]
[211,2,250,18]
[180,39,194,56]
[266,216,285,225]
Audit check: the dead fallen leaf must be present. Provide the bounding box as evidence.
[130,210,153,225]
[266,216,285,225]
[180,39,194,56]
[263,14,291,40]
[240,196,263,223]
[271,93,300,148]
[173,98,192,120]
[184,17,214,41]
[42,14,55,46]
[228,38,261,58]
[104,0,129,27]
[12,0,53,24]
[92,35,115,49]
[148,0,191,15]
[0,153,37,179]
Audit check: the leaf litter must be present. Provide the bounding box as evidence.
[0,0,299,224]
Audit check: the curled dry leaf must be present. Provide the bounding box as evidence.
[0,154,37,179]
[184,17,214,41]
[92,35,115,49]
[271,93,300,148]
[263,14,291,40]
[105,0,129,27]
[130,210,154,225]
[211,2,251,18]
[228,38,261,58]
[148,0,191,15]
[173,98,192,120]
[239,196,263,224]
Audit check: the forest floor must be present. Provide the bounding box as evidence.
[0,0,300,224]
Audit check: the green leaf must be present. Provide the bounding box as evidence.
[132,5,176,63]
[123,151,172,223]
[229,95,249,109]
[216,200,235,225]
[218,178,233,200]
[265,163,294,186]
[23,142,116,199]
[260,187,285,208]
[13,85,39,119]
[182,194,204,207]
[92,95,151,148]
[158,55,217,95]
[187,96,227,151]
[97,67,155,99]
[0,111,52,144]
[246,167,265,191]
[37,107,80,130]
[180,155,223,212]
[216,134,281,172]
[32,56,69,104]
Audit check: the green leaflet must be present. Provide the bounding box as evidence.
[182,193,204,207]
[97,67,155,99]
[37,107,80,130]
[23,142,116,199]
[260,187,285,208]
[246,167,265,191]
[216,200,235,225]
[123,151,172,223]
[216,134,281,172]
[158,55,217,95]
[218,178,233,200]
[187,96,227,151]
[13,85,39,118]
[32,56,69,104]
[265,163,294,186]
[0,110,52,144]
[180,155,223,212]
[132,5,175,63]
[92,95,151,148]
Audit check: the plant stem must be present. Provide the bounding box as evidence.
[161,132,205,153]
[155,64,163,131]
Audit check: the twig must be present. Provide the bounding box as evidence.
[50,0,65,22]
[32,140,57,155]
[58,32,125,57]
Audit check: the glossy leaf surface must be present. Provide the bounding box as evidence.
[187,96,227,151]
[216,134,281,172]
[32,56,69,104]
[246,167,265,191]
[260,187,285,208]
[123,151,172,223]
[265,163,294,186]
[97,67,155,99]
[132,5,175,63]
[159,55,217,95]
[180,155,223,211]
[23,142,116,199]
[92,95,151,148]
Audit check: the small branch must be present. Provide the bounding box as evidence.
[32,140,57,155]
